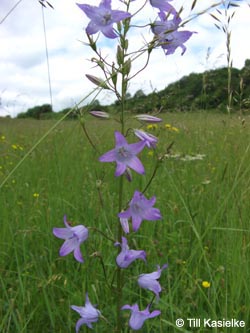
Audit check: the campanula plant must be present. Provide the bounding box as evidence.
[52,0,223,331]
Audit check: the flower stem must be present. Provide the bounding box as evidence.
[115,175,124,332]
[115,24,129,331]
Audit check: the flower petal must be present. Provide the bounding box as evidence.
[59,238,78,256]
[129,140,146,154]
[53,227,72,239]
[114,131,128,147]
[127,156,145,175]
[131,214,143,232]
[74,246,84,263]
[142,207,162,221]
[118,209,131,219]
[115,161,127,176]
[75,318,87,333]
[99,148,116,162]
[101,26,118,39]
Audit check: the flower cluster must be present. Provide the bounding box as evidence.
[99,130,167,329]
[77,0,195,56]
[52,0,198,331]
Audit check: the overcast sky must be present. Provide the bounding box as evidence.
[0,0,250,117]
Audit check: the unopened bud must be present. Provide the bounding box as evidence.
[134,114,162,123]
[89,111,110,119]
[119,217,130,234]
[86,74,109,89]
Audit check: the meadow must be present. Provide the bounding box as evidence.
[0,112,250,332]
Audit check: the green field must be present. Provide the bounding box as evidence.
[1,113,250,332]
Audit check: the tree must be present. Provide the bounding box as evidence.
[18,104,53,119]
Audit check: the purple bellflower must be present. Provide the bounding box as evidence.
[134,129,158,149]
[150,0,177,15]
[152,12,195,55]
[118,190,162,232]
[77,0,131,39]
[99,131,145,177]
[71,293,101,331]
[116,236,146,268]
[53,215,88,263]
[121,303,161,330]
[138,264,168,300]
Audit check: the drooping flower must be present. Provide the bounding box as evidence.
[121,303,161,330]
[118,190,162,232]
[150,0,177,15]
[116,236,146,268]
[138,264,168,300]
[71,293,101,331]
[77,0,131,39]
[99,131,145,177]
[134,129,158,149]
[53,215,88,263]
[152,12,195,55]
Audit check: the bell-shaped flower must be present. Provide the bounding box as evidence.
[138,264,168,300]
[152,12,195,55]
[53,215,88,263]
[118,190,162,232]
[99,131,146,177]
[77,0,131,39]
[116,237,146,268]
[134,129,158,149]
[121,303,161,330]
[71,293,101,331]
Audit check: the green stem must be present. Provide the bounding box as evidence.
[116,176,124,333]
[116,22,129,331]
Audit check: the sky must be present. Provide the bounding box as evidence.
[0,0,250,117]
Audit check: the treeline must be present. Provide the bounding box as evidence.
[17,59,250,119]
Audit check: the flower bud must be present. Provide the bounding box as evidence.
[134,114,162,123]
[116,45,124,65]
[123,58,131,76]
[89,111,110,119]
[85,74,109,89]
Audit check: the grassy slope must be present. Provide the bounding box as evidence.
[0,113,250,332]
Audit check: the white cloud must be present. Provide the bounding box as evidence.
[0,0,249,117]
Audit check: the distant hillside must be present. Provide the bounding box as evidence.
[17,60,250,119]
[118,59,250,114]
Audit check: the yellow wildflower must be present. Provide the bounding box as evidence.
[33,193,40,198]
[11,144,18,150]
[1,135,6,140]
[202,281,211,288]
[171,126,179,133]
[146,124,158,130]
[165,123,172,129]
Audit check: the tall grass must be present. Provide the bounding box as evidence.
[1,113,250,332]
